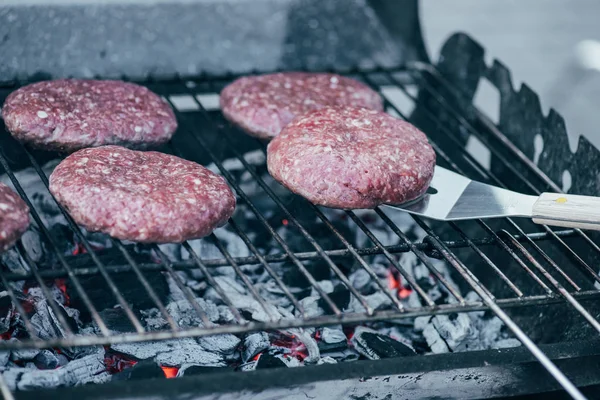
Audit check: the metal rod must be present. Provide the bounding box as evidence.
[226,219,305,316]
[0,263,37,337]
[15,242,74,337]
[0,229,580,282]
[499,230,600,333]
[113,241,179,331]
[375,207,467,304]
[151,245,213,326]
[182,242,244,323]
[449,222,524,297]
[208,233,277,320]
[0,372,15,400]
[345,210,434,307]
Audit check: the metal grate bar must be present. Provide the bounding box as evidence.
[20,147,145,333]
[0,229,579,282]
[161,139,304,316]
[345,210,435,306]
[0,146,111,337]
[312,206,411,309]
[0,262,37,337]
[14,241,74,337]
[151,245,213,326]
[477,221,553,294]
[449,222,524,297]
[226,219,306,316]
[499,230,600,333]
[113,241,179,331]
[374,207,467,304]
[181,242,245,323]
[208,232,277,320]
[168,101,348,316]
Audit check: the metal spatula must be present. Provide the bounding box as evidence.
[386,166,600,230]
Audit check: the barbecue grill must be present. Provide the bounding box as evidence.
[1,1,600,399]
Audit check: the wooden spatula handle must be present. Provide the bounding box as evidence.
[532,193,600,230]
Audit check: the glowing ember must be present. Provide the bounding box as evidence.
[71,243,87,256]
[282,219,289,226]
[270,332,308,361]
[54,278,70,306]
[161,366,179,378]
[387,269,412,299]
[387,269,401,290]
[252,353,262,362]
[104,352,137,374]
[343,326,355,341]
[71,242,104,256]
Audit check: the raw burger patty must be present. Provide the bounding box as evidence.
[2,79,177,152]
[0,183,29,252]
[49,146,236,243]
[267,107,436,209]
[220,72,383,139]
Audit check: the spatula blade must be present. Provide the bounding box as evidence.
[385,166,538,221]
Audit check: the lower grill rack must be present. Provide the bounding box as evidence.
[0,65,599,399]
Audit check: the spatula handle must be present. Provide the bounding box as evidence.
[532,193,600,230]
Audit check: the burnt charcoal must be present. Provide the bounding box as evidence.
[197,334,240,356]
[351,327,414,360]
[281,261,330,289]
[66,268,168,323]
[1,249,29,274]
[255,353,287,369]
[97,308,138,333]
[112,338,225,367]
[318,284,350,313]
[33,350,61,369]
[5,349,110,391]
[21,230,44,263]
[178,365,228,376]
[0,293,14,336]
[47,224,75,255]
[0,351,9,367]
[317,327,347,352]
[242,332,270,363]
[317,356,337,365]
[9,347,40,362]
[112,359,164,381]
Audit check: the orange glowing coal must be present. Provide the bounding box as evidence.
[387,269,412,299]
[161,366,179,379]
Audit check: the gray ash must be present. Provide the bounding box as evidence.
[0,155,520,391]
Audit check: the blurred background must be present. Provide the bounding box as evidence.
[2,0,600,151]
[422,0,600,152]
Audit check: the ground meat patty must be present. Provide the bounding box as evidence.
[2,79,177,152]
[220,72,383,139]
[0,183,29,252]
[49,146,235,243]
[267,107,436,209]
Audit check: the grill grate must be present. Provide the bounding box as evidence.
[1,65,599,399]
